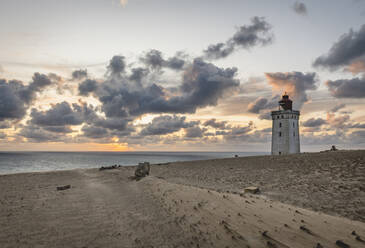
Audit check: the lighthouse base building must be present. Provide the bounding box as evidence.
[271,94,300,155]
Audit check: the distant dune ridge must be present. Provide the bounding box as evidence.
[0,150,364,247]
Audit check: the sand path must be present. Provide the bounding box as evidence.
[0,169,189,248]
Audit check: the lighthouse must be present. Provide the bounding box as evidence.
[271,94,300,155]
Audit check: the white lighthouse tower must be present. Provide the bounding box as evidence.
[271,94,300,155]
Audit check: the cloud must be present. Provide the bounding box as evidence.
[185,126,205,138]
[349,130,365,144]
[95,58,240,118]
[330,103,346,113]
[140,115,197,136]
[302,118,327,127]
[0,132,6,139]
[349,123,365,129]
[258,111,272,120]
[43,126,74,133]
[140,50,185,70]
[107,55,126,76]
[292,1,308,15]
[218,122,256,142]
[19,125,65,142]
[22,101,100,138]
[72,69,88,80]
[203,119,228,129]
[30,102,84,127]
[203,16,274,60]
[326,112,350,128]
[0,121,11,129]
[326,77,365,98]
[313,24,365,72]
[265,71,318,109]
[78,79,98,96]
[247,95,278,114]
[247,97,268,113]
[0,73,56,122]
[346,58,365,75]
[81,125,109,139]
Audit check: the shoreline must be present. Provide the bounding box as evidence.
[0,151,269,176]
[1,150,355,176]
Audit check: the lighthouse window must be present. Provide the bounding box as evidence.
[279,132,282,137]
[281,115,284,118]
[279,122,282,128]
[277,116,279,119]
[293,132,295,136]
[293,122,295,127]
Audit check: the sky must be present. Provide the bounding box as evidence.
[0,0,365,152]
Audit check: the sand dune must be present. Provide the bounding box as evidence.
[0,150,364,247]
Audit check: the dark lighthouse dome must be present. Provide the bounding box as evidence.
[279,93,292,111]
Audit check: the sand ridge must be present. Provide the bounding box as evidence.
[150,150,365,222]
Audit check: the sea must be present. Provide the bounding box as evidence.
[0,151,268,175]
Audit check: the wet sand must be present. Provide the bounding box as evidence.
[0,150,364,247]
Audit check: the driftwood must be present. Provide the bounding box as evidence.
[99,165,121,171]
[57,185,71,191]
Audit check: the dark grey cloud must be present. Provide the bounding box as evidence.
[93,117,131,132]
[22,101,100,138]
[30,102,84,126]
[97,58,240,118]
[78,79,98,96]
[81,125,109,139]
[204,43,234,60]
[265,71,318,109]
[0,80,28,121]
[203,16,274,60]
[217,122,255,142]
[129,67,149,86]
[107,55,126,76]
[185,126,205,138]
[292,1,308,15]
[247,97,268,113]
[72,69,88,80]
[140,115,197,136]
[140,50,185,70]
[43,126,74,133]
[19,125,64,142]
[29,72,53,92]
[203,119,228,129]
[247,95,278,114]
[26,99,132,139]
[0,73,55,122]
[313,24,365,71]
[302,118,327,127]
[326,77,365,98]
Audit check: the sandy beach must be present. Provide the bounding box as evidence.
[0,150,364,247]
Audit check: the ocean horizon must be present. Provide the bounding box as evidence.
[0,151,269,175]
